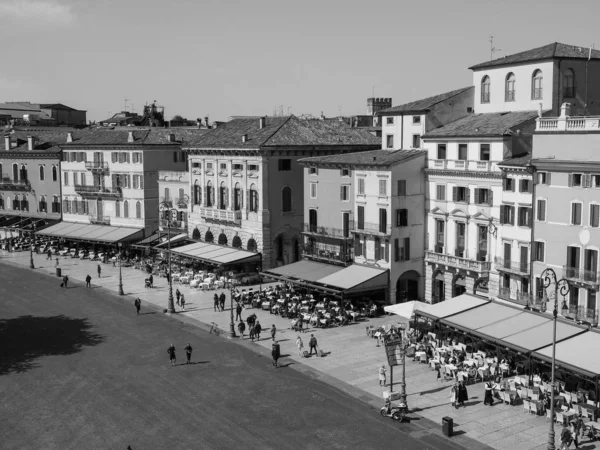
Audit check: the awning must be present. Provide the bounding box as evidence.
[534,331,600,378]
[262,260,344,283]
[384,301,431,320]
[170,241,261,266]
[441,302,523,333]
[317,264,388,295]
[37,221,144,243]
[475,311,550,344]
[417,294,490,321]
[502,320,586,354]
[131,231,162,249]
[155,233,190,248]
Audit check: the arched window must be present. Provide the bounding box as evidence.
[164,187,170,203]
[178,188,184,203]
[14,194,20,211]
[52,166,58,181]
[177,211,185,222]
[115,200,121,217]
[249,183,258,212]
[309,209,318,232]
[6,196,11,210]
[206,181,213,207]
[282,186,292,212]
[564,69,575,98]
[205,230,214,243]
[234,182,242,211]
[232,236,242,248]
[194,180,201,205]
[20,164,27,181]
[505,73,515,101]
[52,195,59,213]
[0,163,2,177]
[12,163,18,181]
[39,195,47,213]
[192,228,201,240]
[39,166,44,181]
[219,181,227,210]
[532,69,543,100]
[136,201,141,219]
[247,238,257,252]
[481,76,490,103]
[123,200,129,218]
[218,233,228,245]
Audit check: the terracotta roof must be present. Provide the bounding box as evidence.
[422,111,539,139]
[61,127,207,146]
[2,128,78,154]
[298,149,426,168]
[499,155,532,167]
[379,87,473,115]
[469,42,600,70]
[183,116,380,149]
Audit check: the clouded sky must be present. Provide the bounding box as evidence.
[1,0,599,122]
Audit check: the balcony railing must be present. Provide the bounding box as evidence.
[160,197,173,207]
[563,265,599,285]
[74,185,122,198]
[563,305,599,326]
[427,160,498,172]
[498,289,547,311]
[494,257,530,275]
[0,175,31,191]
[159,219,188,231]
[425,250,491,272]
[536,116,600,132]
[301,222,354,239]
[176,198,188,209]
[302,245,353,266]
[198,207,241,226]
[84,161,109,172]
[351,221,391,236]
[89,215,110,225]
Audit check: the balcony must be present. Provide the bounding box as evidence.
[89,215,110,225]
[159,219,188,231]
[427,160,498,172]
[84,161,109,172]
[199,207,241,226]
[302,245,353,266]
[494,257,530,275]
[537,116,600,132]
[425,250,491,273]
[74,185,122,198]
[160,197,173,207]
[498,289,547,311]
[563,305,599,326]
[562,265,599,285]
[176,198,188,209]
[0,174,31,191]
[351,221,391,237]
[301,222,353,239]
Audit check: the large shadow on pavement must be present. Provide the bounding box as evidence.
[0,315,104,375]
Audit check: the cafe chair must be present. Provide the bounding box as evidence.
[546,409,554,421]
[529,402,538,415]
[555,412,565,426]
[522,399,530,413]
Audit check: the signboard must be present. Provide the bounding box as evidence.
[384,338,405,367]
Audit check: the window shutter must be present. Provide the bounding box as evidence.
[488,189,493,205]
[225,187,229,208]
[502,178,507,190]
[511,180,515,192]
[111,174,116,187]
[133,176,138,189]
[246,190,249,211]
[385,240,389,262]
[82,152,87,162]
[500,206,505,224]
[585,174,592,188]
[527,208,532,227]
[139,153,143,164]
[127,175,131,188]
[568,174,573,187]
[111,152,117,163]
[340,186,344,201]
[510,206,515,225]
[452,187,457,201]
[240,190,243,208]
[126,153,130,163]
[465,188,470,203]
[404,237,410,260]
[211,187,215,206]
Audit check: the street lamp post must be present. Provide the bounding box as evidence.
[29,222,36,269]
[541,268,570,450]
[159,202,176,314]
[398,325,410,407]
[229,281,236,338]
[118,242,124,295]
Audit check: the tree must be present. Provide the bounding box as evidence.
[171,115,184,122]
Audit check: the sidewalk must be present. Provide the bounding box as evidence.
[1,250,591,450]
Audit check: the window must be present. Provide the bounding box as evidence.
[402,238,410,261]
[569,173,583,187]
[205,181,213,207]
[63,172,69,185]
[206,162,213,169]
[537,172,550,185]
[571,202,582,225]
[570,287,579,307]
[436,185,446,201]
[481,76,490,103]
[458,144,468,161]
[396,209,407,227]
[379,179,387,197]
[517,206,532,227]
[220,163,227,170]
[340,185,350,201]
[591,204,600,228]
[357,178,365,195]
[136,201,142,219]
[193,181,201,205]
[379,208,387,233]
[503,178,515,191]
[115,200,120,218]
[249,184,258,212]
[386,117,394,125]
[386,135,394,149]
[219,182,228,210]
[479,144,490,161]
[532,69,543,99]
[564,69,575,98]
[233,164,243,171]
[505,72,515,101]
[39,166,44,181]
[452,186,469,203]
[341,169,350,177]
[455,222,465,256]
[584,249,598,281]
[12,163,17,181]
[309,167,318,175]
[397,180,406,196]
[520,179,531,193]
[394,238,400,262]
[248,164,258,172]
[73,172,78,186]
[192,162,201,168]
[588,290,597,311]
[123,200,129,218]
[537,199,546,221]
[435,220,445,251]
[309,182,317,199]
[278,159,291,171]
[593,175,600,188]
[282,186,292,212]
[132,152,143,164]
[52,166,58,181]
[234,183,242,211]
[19,165,27,181]
[308,209,318,232]
[412,134,420,148]
[437,144,447,160]
[500,205,515,225]
[474,188,491,205]
[357,205,365,230]
[132,175,143,189]
[412,116,421,124]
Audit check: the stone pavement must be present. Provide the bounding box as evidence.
[2,249,595,450]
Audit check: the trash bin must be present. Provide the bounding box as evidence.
[442,416,453,437]
[56,267,62,277]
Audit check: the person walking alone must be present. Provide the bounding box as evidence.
[271,341,281,368]
[254,321,262,340]
[85,274,92,288]
[184,343,192,364]
[180,294,186,311]
[47,249,52,260]
[97,263,102,278]
[457,380,468,407]
[270,324,277,341]
[176,289,181,307]
[237,321,246,339]
[309,334,318,356]
[167,344,176,366]
[450,383,458,409]
[62,275,69,289]
[134,298,141,315]
[214,293,220,312]
[219,292,226,312]
[483,380,495,406]
[235,302,243,321]
[296,336,304,356]
[379,364,387,387]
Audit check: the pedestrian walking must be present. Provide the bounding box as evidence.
[237,321,246,339]
[47,249,52,260]
[560,424,572,449]
[134,298,141,315]
[309,334,318,356]
[571,419,580,449]
[62,275,69,288]
[483,380,495,406]
[180,294,186,311]
[219,292,226,311]
[450,383,458,409]
[167,344,176,366]
[148,274,154,288]
[85,274,92,288]
[254,321,262,340]
[97,264,101,278]
[270,324,277,341]
[214,293,220,312]
[379,364,387,387]
[235,302,243,321]
[457,380,468,407]
[56,257,59,267]
[296,336,304,356]
[184,343,192,364]
[249,324,255,342]
[176,289,181,306]
[272,341,281,368]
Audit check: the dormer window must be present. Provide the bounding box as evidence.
[532,69,543,100]
[481,76,490,103]
[505,73,516,102]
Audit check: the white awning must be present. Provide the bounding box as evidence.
[384,301,431,320]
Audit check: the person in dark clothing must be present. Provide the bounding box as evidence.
[134,298,141,315]
[270,324,277,341]
[184,343,192,364]
[219,292,226,312]
[148,274,154,288]
[180,294,186,311]
[272,341,281,368]
[483,380,495,406]
[237,321,246,339]
[167,344,176,366]
[85,274,92,288]
[309,334,318,356]
[62,275,69,288]
[254,321,262,340]
[176,289,181,307]
[457,380,468,407]
[235,302,243,321]
[47,249,52,260]
[97,264,102,278]
[214,293,220,312]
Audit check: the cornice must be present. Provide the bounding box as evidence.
[0,152,60,160]
[532,159,600,172]
[425,169,502,179]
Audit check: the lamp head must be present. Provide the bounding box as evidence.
[560,300,569,315]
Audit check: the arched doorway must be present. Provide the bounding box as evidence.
[396,270,420,303]
[247,238,257,252]
[293,238,299,262]
[452,273,466,298]
[232,236,242,248]
[218,233,228,246]
[432,268,445,303]
[205,230,214,243]
[192,228,200,240]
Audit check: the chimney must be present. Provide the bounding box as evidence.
[204,116,209,127]
[128,131,135,143]
[27,136,35,151]
[259,117,266,129]
[66,132,73,143]
[560,102,571,118]
[242,134,248,143]
[167,133,176,142]
[4,136,10,151]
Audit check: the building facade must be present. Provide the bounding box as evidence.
[157,170,190,234]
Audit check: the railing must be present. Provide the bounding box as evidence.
[302,246,353,266]
[427,160,498,172]
[499,287,512,301]
[563,305,599,326]
[0,175,31,190]
[89,215,110,225]
[536,116,600,132]
[498,289,547,311]
[301,222,354,239]
[159,219,187,230]
[84,161,109,171]
[425,250,491,272]
[352,221,392,236]
[74,185,122,198]
[176,199,188,209]
[198,207,242,225]
[494,257,529,275]
[160,197,173,207]
[563,265,599,285]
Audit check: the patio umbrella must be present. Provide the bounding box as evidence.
[384,301,431,320]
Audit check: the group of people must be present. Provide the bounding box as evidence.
[167,343,193,366]
[449,380,469,408]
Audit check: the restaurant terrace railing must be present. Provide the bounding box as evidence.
[494,257,530,275]
[199,207,241,226]
[0,174,31,190]
[74,185,123,198]
[301,245,353,266]
[84,161,109,172]
[536,116,600,132]
[89,215,110,225]
[563,304,599,326]
[497,289,547,311]
[562,265,599,285]
[301,222,354,239]
[351,221,392,236]
[425,250,491,273]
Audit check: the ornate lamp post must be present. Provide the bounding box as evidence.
[159,202,176,314]
[29,222,36,269]
[117,242,124,295]
[229,281,237,338]
[398,324,410,407]
[541,268,570,450]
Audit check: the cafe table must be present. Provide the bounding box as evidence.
[579,403,599,421]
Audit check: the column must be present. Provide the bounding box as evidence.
[444,271,454,302]
[425,264,434,303]
[227,158,233,212]
[464,217,470,259]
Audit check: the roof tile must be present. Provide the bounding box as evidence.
[298,149,426,168]
[422,111,539,138]
[379,87,473,114]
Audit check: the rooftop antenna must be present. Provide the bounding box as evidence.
[124,98,130,112]
[489,36,501,60]
[287,106,292,115]
[372,85,375,98]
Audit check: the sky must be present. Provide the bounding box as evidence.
[1,0,599,123]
